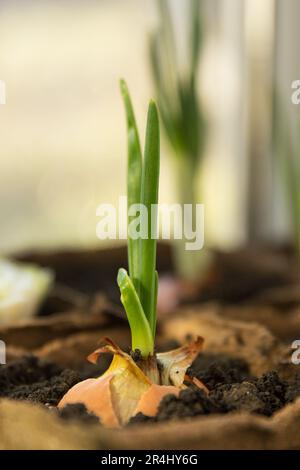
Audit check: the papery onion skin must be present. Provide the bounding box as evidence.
[58,377,180,427]
[134,384,180,417]
[57,374,119,428]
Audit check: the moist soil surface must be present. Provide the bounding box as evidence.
[0,355,102,423]
[0,355,80,405]
[1,353,300,426]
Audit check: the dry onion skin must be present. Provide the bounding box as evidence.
[58,337,205,427]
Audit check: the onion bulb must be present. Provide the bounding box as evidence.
[58,337,206,427]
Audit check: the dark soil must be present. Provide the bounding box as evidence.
[188,352,251,389]
[1,353,300,427]
[56,403,99,424]
[0,355,106,424]
[129,366,300,425]
[0,355,80,405]
[285,374,300,403]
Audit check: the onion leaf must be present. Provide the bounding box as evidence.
[119,82,160,355]
[120,79,142,293]
[117,268,154,356]
[139,101,160,335]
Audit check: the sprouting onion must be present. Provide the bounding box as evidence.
[58,82,206,427]
[118,80,160,357]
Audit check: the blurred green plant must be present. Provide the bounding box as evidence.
[149,0,207,279]
[274,102,300,253]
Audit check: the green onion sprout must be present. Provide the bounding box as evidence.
[118,80,160,358]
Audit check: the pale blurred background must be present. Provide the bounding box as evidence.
[0,0,299,254]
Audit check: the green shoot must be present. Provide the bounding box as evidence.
[120,80,142,292]
[117,269,153,356]
[139,101,160,335]
[273,98,300,252]
[149,0,206,279]
[119,81,160,357]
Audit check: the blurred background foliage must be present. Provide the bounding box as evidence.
[0,0,299,256]
[149,0,207,279]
